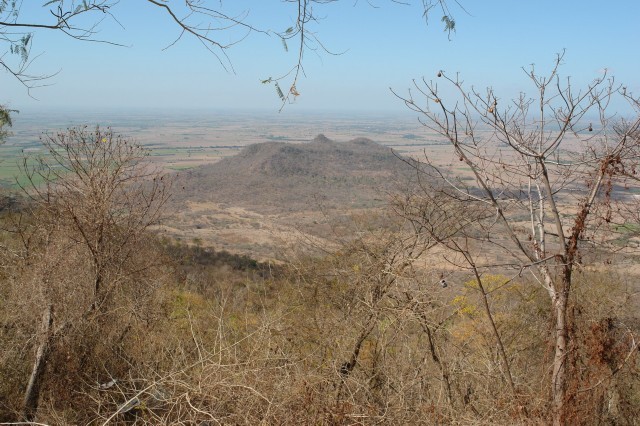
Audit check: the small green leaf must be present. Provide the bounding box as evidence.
[275,82,285,101]
[441,15,455,32]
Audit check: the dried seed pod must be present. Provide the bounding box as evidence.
[437,71,442,77]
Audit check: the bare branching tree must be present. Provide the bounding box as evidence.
[392,52,640,424]
[8,126,170,421]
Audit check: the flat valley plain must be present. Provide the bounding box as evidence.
[1,108,450,172]
[1,109,463,259]
[3,108,637,267]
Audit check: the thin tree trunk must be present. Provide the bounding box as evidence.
[418,312,454,407]
[552,294,568,425]
[551,268,571,426]
[23,304,53,421]
[427,325,453,404]
[472,269,517,396]
[336,315,376,402]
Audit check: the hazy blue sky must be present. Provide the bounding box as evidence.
[2,1,639,114]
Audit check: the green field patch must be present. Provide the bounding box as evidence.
[615,222,640,234]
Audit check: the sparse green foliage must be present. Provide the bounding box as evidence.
[8,33,30,63]
[274,81,285,101]
[441,15,455,36]
[0,105,16,142]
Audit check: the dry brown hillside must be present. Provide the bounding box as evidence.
[162,135,425,258]
[169,134,420,213]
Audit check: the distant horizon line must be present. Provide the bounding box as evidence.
[7,105,623,126]
[10,105,413,116]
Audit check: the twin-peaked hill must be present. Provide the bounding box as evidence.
[170,134,420,214]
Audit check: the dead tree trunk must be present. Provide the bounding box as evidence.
[23,304,53,421]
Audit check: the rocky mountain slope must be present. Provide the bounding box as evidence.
[169,134,419,214]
